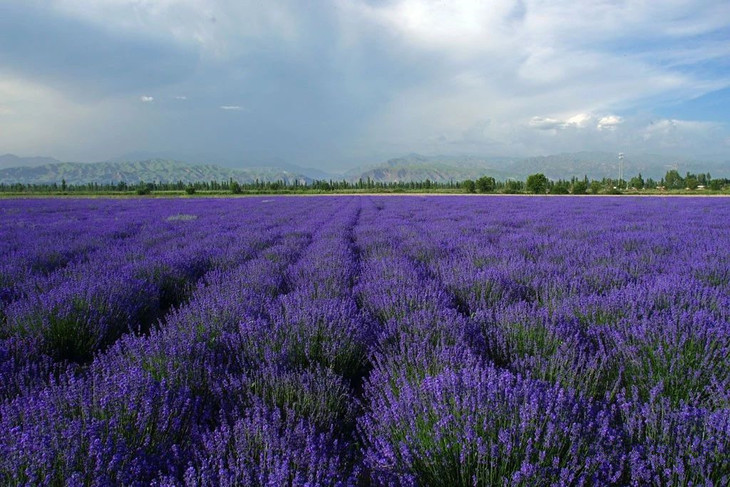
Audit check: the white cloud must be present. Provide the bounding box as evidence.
[597,115,624,131]
[341,0,730,158]
[3,1,729,164]
[528,113,619,132]
[529,117,565,130]
[350,0,524,54]
[565,113,594,128]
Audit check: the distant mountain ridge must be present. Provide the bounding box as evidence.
[0,151,726,185]
[108,151,339,180]
[505,151,721,181]
[0,154,63,170]
[344,151,728,183]
[0,159,311,185]
[344,153,518,183]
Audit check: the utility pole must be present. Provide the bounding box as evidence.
[618,152,624,189]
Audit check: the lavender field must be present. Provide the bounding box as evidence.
[1,196,729,486]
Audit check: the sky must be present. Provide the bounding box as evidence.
[1,0,729,171]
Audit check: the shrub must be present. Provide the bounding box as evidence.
[0,367,202,485]
[619,392,730,486]
[359,349,625,485]
[183,403,358,486]
[219,364,359,434]
[253,293,373,381]
[5,271,159,362]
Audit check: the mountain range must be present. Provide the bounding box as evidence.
[0,158,311,185]
[0,154,63,170]
[0,151,726,185]
[344,152,726,183]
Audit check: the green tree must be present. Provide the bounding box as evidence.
[462,179,476,193]
[629,174,644,189]
[503,180,522,194]
[664,170,684,189]
[685,176,699,190]
[572,180,588,194]
[526,173,548,194]
[475,176,496,193]
[709,179,724,190]
[135,181,152,195]
[549,180,570,194]
[589,180,602,194]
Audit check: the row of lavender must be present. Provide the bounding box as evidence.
[356,197,730,485]
[1,196,729,485]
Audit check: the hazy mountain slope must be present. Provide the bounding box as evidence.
[345,152,728,183]
[344,154,518,183]
[1,152,725,185]
[0,154,63,170]
[0,159,311,185]
[108,151,340,181]
[507,151,722,180]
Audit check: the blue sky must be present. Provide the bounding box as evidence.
[0,0,728,171]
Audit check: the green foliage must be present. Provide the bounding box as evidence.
[572,180,588,194]
[664,169,684,189]
[503,180,522,194]
[617,330,729,409]
[589,180,602,194]
[550,180,570,194]
[462,179,476,193]
[136,181,153,195]
[526,173,548,194]
[709,179,724,190]
[245,366,359,432]
[184,185,196,195]
[475,176,495,193]
[629,174,645,189]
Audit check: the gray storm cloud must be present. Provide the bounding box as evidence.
[0,0,728,168]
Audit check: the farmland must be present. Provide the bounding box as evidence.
[1,196,729,485]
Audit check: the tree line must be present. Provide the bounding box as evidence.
[0,170,727,195]
[466,170,727,194]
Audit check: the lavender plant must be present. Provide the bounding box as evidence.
[359,345,626,486]
[181,402,359,487]
[0,366,203,485]
[1,195,729,484]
